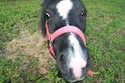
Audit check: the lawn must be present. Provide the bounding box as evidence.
[0,0,125,83]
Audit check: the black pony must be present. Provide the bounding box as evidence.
[40,0,91,82]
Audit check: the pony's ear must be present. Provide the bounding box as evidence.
[40,1,46,37]
[40,11,46,36]
[40,0,51,37]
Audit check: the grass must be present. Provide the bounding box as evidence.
[0,0,125,83]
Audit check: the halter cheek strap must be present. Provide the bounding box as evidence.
[45,23,86,59]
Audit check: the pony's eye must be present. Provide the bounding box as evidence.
[46,12,51,19]
[81,11,85,16]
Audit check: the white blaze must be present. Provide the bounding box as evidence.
[69,33,87,78]
[56,0,73,25]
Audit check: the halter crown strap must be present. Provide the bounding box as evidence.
[45,23,86,59]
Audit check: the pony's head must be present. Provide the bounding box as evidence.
[40,0,91,82]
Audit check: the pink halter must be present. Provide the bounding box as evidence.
[45,23,94,77]
[45,23,86,59]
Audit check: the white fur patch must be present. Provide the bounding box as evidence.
[56,0,73,25]
[69,33,87,78]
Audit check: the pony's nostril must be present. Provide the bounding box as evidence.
[82,67,85,71]
[60,54,67,64]
[82,68,85,70]
[60,54,64,61]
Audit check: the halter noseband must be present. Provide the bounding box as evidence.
[45,23,86,59]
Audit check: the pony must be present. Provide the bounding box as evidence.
[40,0,91,82]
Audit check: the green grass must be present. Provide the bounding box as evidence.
[84,0,125,83]
[0,0,125,83]
[0,0,42,83]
